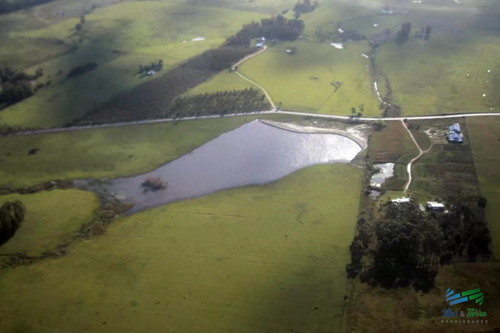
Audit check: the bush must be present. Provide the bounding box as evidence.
[0,201,26,245]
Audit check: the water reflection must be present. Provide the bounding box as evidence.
[78,121,362,213]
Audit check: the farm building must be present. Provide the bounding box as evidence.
[147,70,156,76]
[449,123,461,133]
[426,201,445,211]
[448,123,463,143]
[255,42,264,48]
[391,197,411,204]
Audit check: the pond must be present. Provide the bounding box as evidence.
[369,162,395,198]
[77,120,363,213]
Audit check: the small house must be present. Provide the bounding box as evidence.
[426,201,445,211]
[147,70,156,76]
[255,42,264,48]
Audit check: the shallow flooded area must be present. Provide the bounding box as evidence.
[77,120,362,213]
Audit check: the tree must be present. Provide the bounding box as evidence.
[75,23,82,32]
[424,25,432,40]
[395,22,412,45]
[0,201,26,245]
[80,14,85,24]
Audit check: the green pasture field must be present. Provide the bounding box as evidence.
[0,1,268,128]
[0,163,362,332]
[238,41,379,116]
[0,189,98,256]
[375,8,500,116]
[185,70,254,96]
[0,114,306,188]
[467,116,500,257]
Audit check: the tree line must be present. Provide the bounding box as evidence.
[0,0,52,15]
[225,15,304,47]
[165,88,270,119]
[346,197,492,292]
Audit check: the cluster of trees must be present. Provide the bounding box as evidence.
[138,59,163,75]
[165,88,270,118]
[141,177,167,192]
[0,0,52,15]
[395,22,412,45]
[293,0,318,18]
[75,14,86,32]
[346,198,492,291]
[225,15,304,47]
[66,62,97,79]
[0,66,43,106]
[0,201,25,246]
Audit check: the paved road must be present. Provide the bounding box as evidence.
[4,110,500,137]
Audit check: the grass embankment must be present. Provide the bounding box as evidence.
[0,115,302,188]
[375,8,500,116]
[467,116,500,257]
[0,163,362,332]
[368,121,419,190]
[344,261,500,332]
[0,189,98,256]
[0,1,268,128]
[238,41,379,116]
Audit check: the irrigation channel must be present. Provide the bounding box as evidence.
[76,120,363,214]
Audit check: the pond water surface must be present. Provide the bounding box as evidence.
[78,121,362,213]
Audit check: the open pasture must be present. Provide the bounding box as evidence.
[0,163,362,332]
[0,1,268,128]
[238,41,379,116]
[375,6,500,116]
[0,189,98,256]
[467,116,500,257]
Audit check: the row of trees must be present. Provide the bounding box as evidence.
[347,198,492,291]
[395,22,412,45]
[165,88,270,118]
[138,59,163,75]
[293,0,318,18]
[0,66,43,106]
[0,0,52,15]
[0,201,25,246]
[66,63,97,79]
[225,15,304,47]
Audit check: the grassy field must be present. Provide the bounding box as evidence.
[238,41,380,116]
[375,7,500,116]
[0,115,305,188]
[344,261,500,332]
[184,70,254,96]
[467,116,500,257]
[0,1,269,128]
[0,189,98,256]
[0,163,362,332]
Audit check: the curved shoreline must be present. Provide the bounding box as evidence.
[258,119,368,150]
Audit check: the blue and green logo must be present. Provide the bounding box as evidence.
[446,288,484,306]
